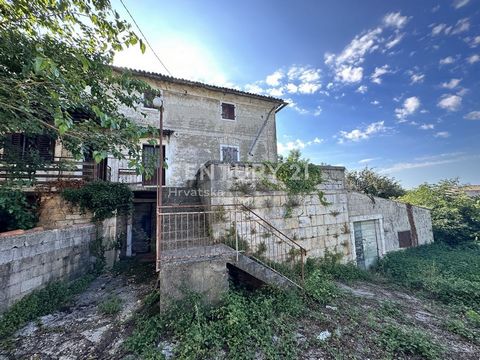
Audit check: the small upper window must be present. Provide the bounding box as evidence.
[143,89,157,109]
[221,102,235,120]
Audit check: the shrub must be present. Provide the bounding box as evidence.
[378,324,442,359]
[125,288,304,359]
[62,181,133,221]
[98,295,122,315]
[0,186,37,232]
[304,270,338,304]
[376,243,480,308]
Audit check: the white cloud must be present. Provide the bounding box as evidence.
[437,94,462,111]
[313,106,323,117]
[383,12,409,29]
[419,123,435,130]
[410,73,425,84]
[338,121,386,143]
[285,98,309,115]
[385,33,404,49]
[277,137,323,155]
[244,83,264,94]
[298,82,321,94]
[358,158,379,164]
[467,54,480,64]
[266,70,284,87]
[336,65,363,83]
[464,111,480,120]
[467,36,480,48]
[431,23,448,36]
[451,18,470,35]
[371,100,380,106]
[441,78,461,89]
[439,56,456,65]
[370,65,390,84]
[453,0,470,9]
[266,87,284,97]
[395,96,421,121]
[356,85,368,94]
[334,28,383,67]
[434,131,451,138]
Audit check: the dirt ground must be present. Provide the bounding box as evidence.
[1,272,478,359]
[0,270,155,360]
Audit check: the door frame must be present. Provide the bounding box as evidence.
[349,214,386,266]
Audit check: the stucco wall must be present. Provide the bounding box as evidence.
[113,78,281,188]
[0,224,96,312]
[347,191,434,252]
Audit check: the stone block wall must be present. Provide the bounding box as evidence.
[37,193,92,229]
[347,191,434,252]
[0,224,96,313]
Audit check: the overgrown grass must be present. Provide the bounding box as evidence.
[125,288,305,359]
[0,274,96,339]
[98,295,122,315]
[378,324,443,359]
[376,242,480,308]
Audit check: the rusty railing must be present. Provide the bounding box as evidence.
[157,204,306,285]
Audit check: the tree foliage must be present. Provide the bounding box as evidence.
[346,167,405,199]
[398,179,480,244]
[0,0,157,168]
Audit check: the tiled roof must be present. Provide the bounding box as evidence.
[113,66,287,105]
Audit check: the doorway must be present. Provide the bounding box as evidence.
[353,220,380,269]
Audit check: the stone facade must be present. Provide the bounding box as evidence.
[0,224,96,312]
[198,162,434,266]
[37,193,92,229]
[110,71,284,188]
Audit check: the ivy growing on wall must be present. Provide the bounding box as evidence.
[61,181,133,222]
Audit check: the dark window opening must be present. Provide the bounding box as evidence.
[398,230,412,248]
[142,144,166,186]
[221,146,239,163]
[3,133,55,162]
[221,102,235,120]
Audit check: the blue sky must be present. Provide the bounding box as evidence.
[113,0,480,188]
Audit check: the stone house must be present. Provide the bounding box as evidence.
[0,68,434,307]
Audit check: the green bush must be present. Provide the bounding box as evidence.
[125,288,304,359]
[304,252,371,283]
[98,295,122,315]
[0,186,36,232]
[376,243,480,308]
[378,324,442,359]
[304,270,338,304]
[62,181,133,221]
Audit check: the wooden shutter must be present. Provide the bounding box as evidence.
[36,135,54,161]
[222,146,239,163]
[221,103,235,120]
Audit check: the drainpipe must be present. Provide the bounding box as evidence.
[153,96,164,272]
[248,101,287,158]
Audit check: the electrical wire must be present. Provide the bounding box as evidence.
[119,0,172,76]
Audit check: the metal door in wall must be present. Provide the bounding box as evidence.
[353,220,379,269]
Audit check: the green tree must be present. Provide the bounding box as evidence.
[0,0,157,168]
[346,167,405,199]
[398,179,480,244]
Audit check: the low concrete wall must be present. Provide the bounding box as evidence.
[0,224,96,312]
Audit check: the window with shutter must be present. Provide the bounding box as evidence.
[143,89,156,109]
[220,145,239,163]
[221,103,235,120]
[3,133,54,161]
[398,230,412,248]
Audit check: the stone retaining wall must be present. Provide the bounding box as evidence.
[0,224,96,313]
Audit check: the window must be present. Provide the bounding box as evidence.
[221,102,235,120]
[398,230,412,248]
[4,133,54,162]
[143,89,157,109]
[142,144,165,186]
[220,145,239,163]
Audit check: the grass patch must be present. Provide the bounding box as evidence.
[98,295,122,315]
[376,242,480,308]
[125,288,305,359]
[0,274,96,339]
[378,324,443,359]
